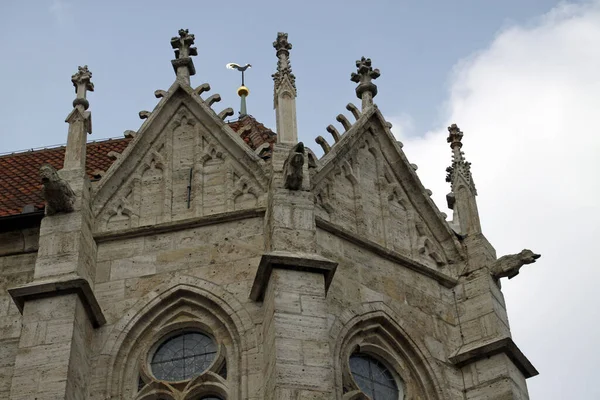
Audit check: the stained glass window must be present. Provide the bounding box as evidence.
[349,353,402,400]
[151,332,217,381]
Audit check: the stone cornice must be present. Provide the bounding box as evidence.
[315,217,458,288]
[450,337,538,378]
[94,207,266,243]
[250,251,338,301]
[8,277,106,328]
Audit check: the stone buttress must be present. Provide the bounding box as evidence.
[8,66,104,400]
[250,32,337,399]
[444,124,539,399]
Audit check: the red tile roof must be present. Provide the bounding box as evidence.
[0,116,275,218]
[229,115,277,156]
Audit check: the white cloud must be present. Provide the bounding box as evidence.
[392,2,600,399]
[49,0,73,26]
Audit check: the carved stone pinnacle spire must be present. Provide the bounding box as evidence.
[171,29,198,83]
[71,65,94,110]
[445,123,481,235]
[445,124,475,193]
[272,32,296,93]
[350,57,380,110]
[272,32,299,144]
[64,66,93,170]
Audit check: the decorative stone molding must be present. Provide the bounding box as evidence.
[316,217,458,288]
[331,304,446,400]
[100,279,255,399]
[95,207,265,243]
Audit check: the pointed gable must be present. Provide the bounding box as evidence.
[312,106,463,270]
[93,81,269,232]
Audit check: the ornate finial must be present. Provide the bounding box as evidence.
[272,32,296,93]
[350,57,380,110]
[447,123,464,149]
[226,63,252,117]
[170,29,198,83]
[445,124,475,192]
[71,65,94,110]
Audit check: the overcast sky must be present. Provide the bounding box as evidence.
[1,1,599,398]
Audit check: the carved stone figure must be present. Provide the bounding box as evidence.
[490,249,541,279]
[283,142,305,190]
[40,164,75,215]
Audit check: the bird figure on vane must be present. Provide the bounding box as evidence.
[226,63,252,72]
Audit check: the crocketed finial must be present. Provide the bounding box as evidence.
[350,57,380,110]
[272,32,296,93]
[170,29,198,84]
[445,123,482,235]
[272,32,298,144]
[71,65,94,110]
[445,124,475,193]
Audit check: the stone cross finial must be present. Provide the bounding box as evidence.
[272,32,296,93]
[350,57,380,110]
[71,65,94,110]
[64,66,93,170]
[171,29,198,84]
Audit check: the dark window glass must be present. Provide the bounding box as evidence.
[137,376,145,392]
[349,354,401,400]
[218,362,227,379]
[151,332,217,381]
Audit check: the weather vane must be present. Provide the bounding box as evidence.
[226,62,252,117]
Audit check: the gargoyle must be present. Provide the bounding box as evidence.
[490,249,541,280]
[283,142,305,190]
[40,164,75,215]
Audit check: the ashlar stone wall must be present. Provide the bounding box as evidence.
[0,228,38,399]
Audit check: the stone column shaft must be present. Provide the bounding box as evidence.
[9,66,104,399]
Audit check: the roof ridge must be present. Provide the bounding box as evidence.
[0,136,128,158]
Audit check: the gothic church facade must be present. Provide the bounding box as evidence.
[0,30,540,399]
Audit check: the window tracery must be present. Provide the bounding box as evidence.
[150,332,218,382]
[136,327,229,400]
[349,353,403,400]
